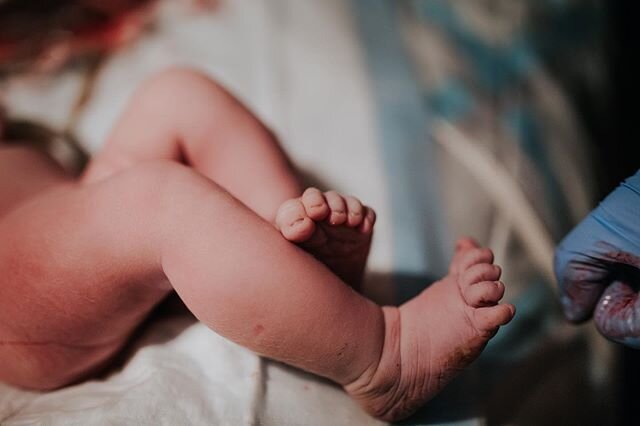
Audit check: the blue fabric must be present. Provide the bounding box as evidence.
[349,0,607,423]
[412,1,536,93]
[503,106,570,234]
[425,78,473,121]
[351,0,451,283]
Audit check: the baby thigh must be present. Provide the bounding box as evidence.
[0,168,175,390]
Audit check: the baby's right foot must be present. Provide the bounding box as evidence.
[345,239,515,421]
[275,188,375,289]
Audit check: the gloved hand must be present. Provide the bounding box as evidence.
[554,170,640,348]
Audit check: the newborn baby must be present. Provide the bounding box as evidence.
[0,68,514,421]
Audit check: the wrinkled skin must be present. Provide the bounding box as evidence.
[554,170,640,348]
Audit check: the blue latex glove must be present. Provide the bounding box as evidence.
[555,169,640,348]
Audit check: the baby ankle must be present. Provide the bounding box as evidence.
[343,306,401,392]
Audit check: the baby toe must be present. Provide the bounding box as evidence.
[275,198,316,242]
[324,191,348,225]
[457,247,495,273]
[358,207,376,234]
[456,237,480,251]
[301,187,330,221]
[449,237,481,274]
[344,196,365,227]
[463,281,505,307]
[472,304,515,333]
[461,263,501,287]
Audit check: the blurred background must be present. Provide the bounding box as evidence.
[0,1,636,425]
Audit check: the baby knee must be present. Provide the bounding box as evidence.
[144,66,212,87]
[135,67,233,111]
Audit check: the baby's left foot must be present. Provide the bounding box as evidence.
[275,188,375,289]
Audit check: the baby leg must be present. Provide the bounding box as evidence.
[84,69,375,288]
[0,162,382,390]
[151,182,514,422]
[84,68,301,222]
[83,68,376,286]
[0,165,514,422]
